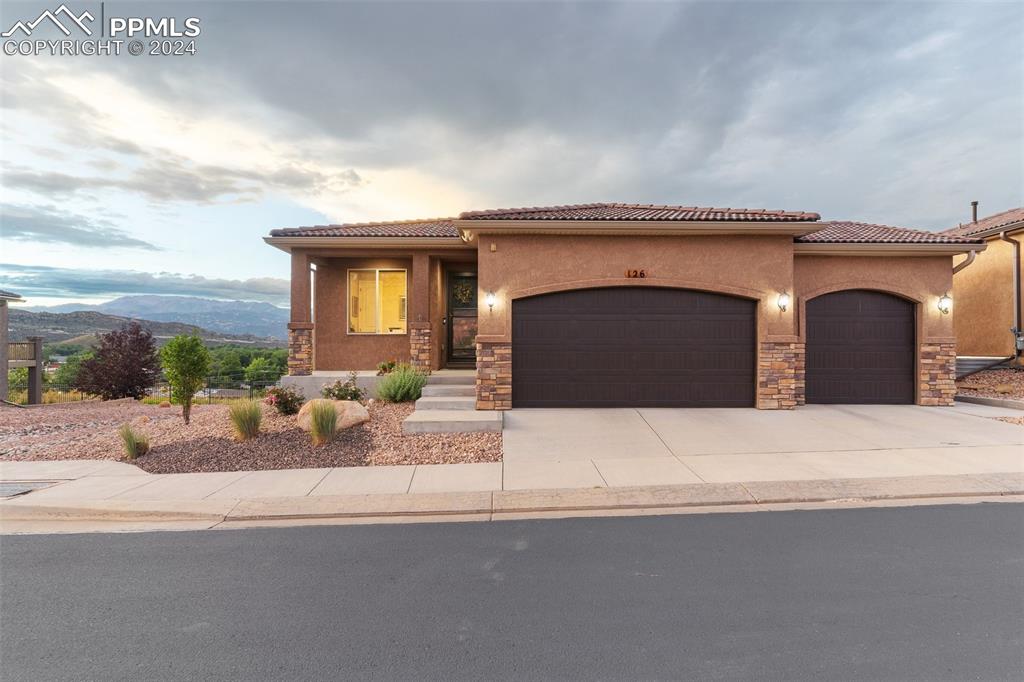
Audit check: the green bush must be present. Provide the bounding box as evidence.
[118,423,150,460]
[229,400,262,441]
[321,371,365,401]
[161,335,211,424]
[308,399,338,446]
[376,364,428,402]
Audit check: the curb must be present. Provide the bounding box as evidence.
[955,395,1024,411]
[2,473,1022,527]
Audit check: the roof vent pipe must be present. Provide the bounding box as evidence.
[971,201,979,223]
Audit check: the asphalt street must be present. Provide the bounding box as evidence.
[2,503,1022,681]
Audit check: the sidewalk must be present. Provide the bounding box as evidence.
[2,449,1022,533]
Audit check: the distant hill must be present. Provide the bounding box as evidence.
[26,295,289,340]
[8,309,285,348]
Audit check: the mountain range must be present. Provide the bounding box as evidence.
[25,295,290,340]
[9,309,285,348]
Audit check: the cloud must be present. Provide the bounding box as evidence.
[1,0,1021,235]
[0,203,161,250]
[0,263,290,305]
[1,157,363,204]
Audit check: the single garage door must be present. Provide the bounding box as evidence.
[512,287,756,407]
[806,290,915,404]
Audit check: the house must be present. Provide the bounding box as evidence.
[943,204,1024,374]
[264,203,983,410]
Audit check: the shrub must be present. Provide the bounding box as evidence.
[376,359,398,376]
[376,364,428,402]
[264,385,303,415]
[308,399,338,446]
[228,400,262,441]
[73,322,160,400]
[321,371,365,401]
[161,335,211,425]
[118,423,150,460]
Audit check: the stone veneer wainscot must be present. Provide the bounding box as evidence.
[287,323,313,376]
[475,341,511,410]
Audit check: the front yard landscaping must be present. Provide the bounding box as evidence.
[956,367,1024,426]
[956,367,1024,400]
[0,400,501,473]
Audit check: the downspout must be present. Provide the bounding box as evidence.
[952,249,976,274]
[999,231,1023,358]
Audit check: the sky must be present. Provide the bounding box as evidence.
[1,0,1022,308]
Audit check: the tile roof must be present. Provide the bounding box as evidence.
[0,289,23,301]
[269,218,458,238]
[459,202,821,222]
[943,207,1024,237]
[266,208,980,245]
[798,221,983,244]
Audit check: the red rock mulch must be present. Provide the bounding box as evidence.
[0,400,501,473]
[956,367,1024,400]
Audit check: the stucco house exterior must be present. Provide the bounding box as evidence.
[265,203,983,410]
[944,205,1024,372]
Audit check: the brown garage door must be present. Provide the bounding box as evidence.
[806,290,915,404]
[512,287,756,407]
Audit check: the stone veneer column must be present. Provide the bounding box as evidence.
[918,342,956,406]
[476,341,511,410]
[287,323,314,376]
[410,326,432,371]
[757,341,805,409]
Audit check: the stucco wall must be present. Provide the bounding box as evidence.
[793,255,955,342]
[476,234,798,342]
[952,237,1022,357]
[313,256,413,370]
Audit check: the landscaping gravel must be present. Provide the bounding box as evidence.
[955,368,1024,400]
[0,400,501,473]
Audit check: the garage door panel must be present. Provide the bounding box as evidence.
[512,287,756,407]
[806,290,915,404]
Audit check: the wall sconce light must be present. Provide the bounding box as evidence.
[485,292,496,310]
[937,293,952,315]
[777,292,791,312]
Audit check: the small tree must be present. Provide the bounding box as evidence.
[244,356,277,385]
[53,351,93,386]
[73,323,160,400]
[161,335,211,424]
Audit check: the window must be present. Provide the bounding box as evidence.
[348,269,408,334]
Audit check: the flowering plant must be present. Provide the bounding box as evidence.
[264,385,303,415]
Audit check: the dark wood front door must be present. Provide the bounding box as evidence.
[512,287,756,407]
[446,273,478,366]
[805,290,915,404]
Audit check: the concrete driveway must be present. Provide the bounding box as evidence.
[501,403,1024,489]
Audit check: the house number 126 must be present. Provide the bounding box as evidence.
[625,269,647,278]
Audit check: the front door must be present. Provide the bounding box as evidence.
[446,272,478,366]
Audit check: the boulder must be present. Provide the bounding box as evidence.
[297,399,370,432]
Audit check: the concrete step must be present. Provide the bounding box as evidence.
[402,410,503,434]
[421,385,475,397]
[425,372,475,386]
[414,396,477,411]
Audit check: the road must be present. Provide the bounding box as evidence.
[2,503,1022,681]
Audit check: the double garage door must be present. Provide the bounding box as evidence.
[511,287,915,408]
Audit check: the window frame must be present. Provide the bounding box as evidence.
[346,268,409,336]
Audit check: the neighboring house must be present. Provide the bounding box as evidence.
[264,203,983,410]
[943,204,1024,372]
